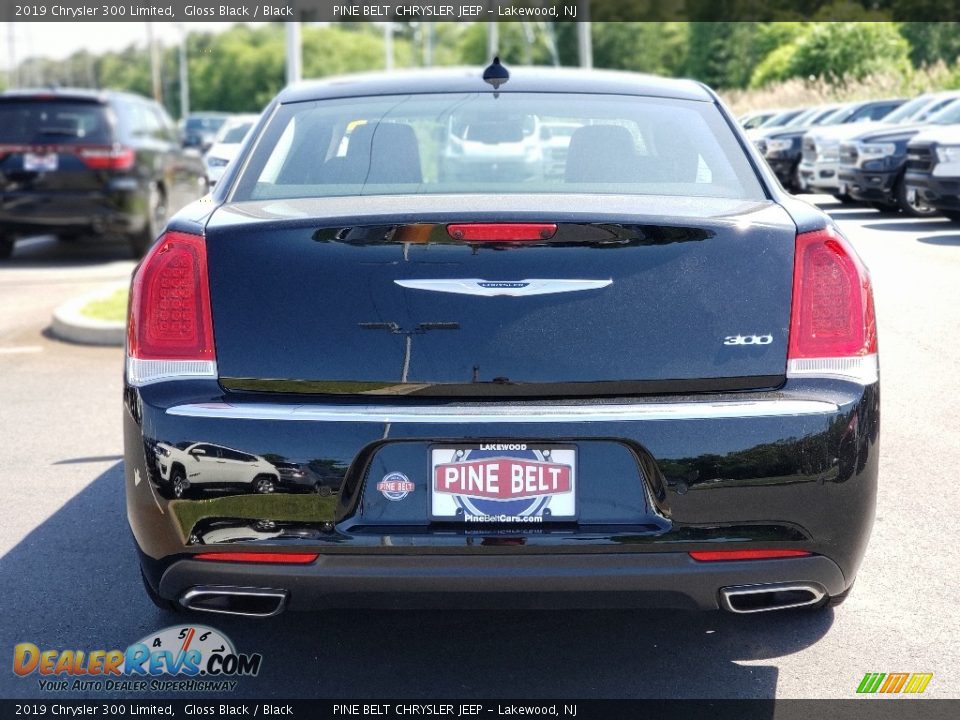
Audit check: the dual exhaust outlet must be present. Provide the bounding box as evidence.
[180,586,288,618]
[719,582,826,613]
[177,581,827,617]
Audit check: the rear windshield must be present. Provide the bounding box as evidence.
[0,99,113,144]
[232,92,765,202]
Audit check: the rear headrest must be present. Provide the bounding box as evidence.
[565,125,639,184]
[345,122,422,185]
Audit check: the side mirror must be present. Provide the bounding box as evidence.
[189,448,206,459]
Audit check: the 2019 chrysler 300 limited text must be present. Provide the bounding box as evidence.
[125,63,879,618]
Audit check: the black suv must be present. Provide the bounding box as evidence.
[905,123,960,222]
[0,88,207,258]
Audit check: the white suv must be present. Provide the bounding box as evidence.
[154,442,280,498]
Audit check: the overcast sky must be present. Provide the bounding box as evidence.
[2,22,259,70]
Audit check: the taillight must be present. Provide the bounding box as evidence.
[126,231,217,386]
[78,145,136,170]
[689,550,812,562]
[787,227,878,383]
[447,223,557,242]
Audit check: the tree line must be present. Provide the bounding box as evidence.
[4,21,959,117]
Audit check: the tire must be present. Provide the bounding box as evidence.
[171,467,189,499]
[942,211,960,223]
[254,475,276,494]
[895,177,937,218]
[141,568,180,613]
[0,237,13,260]
[128,184,166,259]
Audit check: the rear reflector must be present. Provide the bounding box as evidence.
[447,223,557,242]
[194,552,318,565]
[126,231,217,386]
[787,227,878,383]
[689,550,812,562]
[78,145,136,171]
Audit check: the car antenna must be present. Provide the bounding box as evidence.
[483,57,509,97]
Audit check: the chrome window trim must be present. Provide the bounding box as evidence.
[166,399,838,424]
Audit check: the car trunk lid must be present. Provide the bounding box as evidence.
[204,194,797,397]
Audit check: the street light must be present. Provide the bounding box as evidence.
[177,24,189,119]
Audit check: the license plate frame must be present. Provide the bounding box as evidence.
[429,443,577,523]
[23,152,58,172]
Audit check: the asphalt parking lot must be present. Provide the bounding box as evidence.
[0,199,958,700]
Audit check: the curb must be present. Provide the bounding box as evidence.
[50,282,128,347]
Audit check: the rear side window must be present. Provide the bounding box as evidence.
[233,92,765,202]
[0,99,113,144]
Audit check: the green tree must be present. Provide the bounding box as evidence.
[686,22,765,89]
[900,22,960,67]
[787,22,912,84]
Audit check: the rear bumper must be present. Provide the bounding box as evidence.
[126,376,879,610]
[0,182,145,236]
[156,552,847,611]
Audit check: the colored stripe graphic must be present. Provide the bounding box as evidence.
[880,673,909,693]
[903,673,933,694]
[857,672,932,694]
[857,673,885,693]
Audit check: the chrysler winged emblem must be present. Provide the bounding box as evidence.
[394,278,613,297]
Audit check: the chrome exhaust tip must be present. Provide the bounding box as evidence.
[179,586,288,617]
[719,582,826,614]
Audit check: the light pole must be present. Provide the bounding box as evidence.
[286,21,302,85]
[147,22,162,103]
[384,23,394,71]
[7,23,17,89]
[178,24,189,119]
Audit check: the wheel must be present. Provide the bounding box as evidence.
[942,211,960,223]
[141,568,180,613]
[832,192,855,204]
[895,177,937,218]
[128,184,166,258]
[254,476,276,494]
[171,467,189,499]
[0,237,13,260]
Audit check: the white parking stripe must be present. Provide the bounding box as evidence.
[0,346,43,354]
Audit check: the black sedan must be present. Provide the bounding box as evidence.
[125,64,879,618]
[0,88,207,258]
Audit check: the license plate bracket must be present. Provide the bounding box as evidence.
[430,443,577,523]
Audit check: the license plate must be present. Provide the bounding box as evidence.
[837,181,848,195]
[906,187,918,204]
[430,443,576,522]
[23,152,58,172]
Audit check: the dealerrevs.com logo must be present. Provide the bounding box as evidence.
[13,625,262,693]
